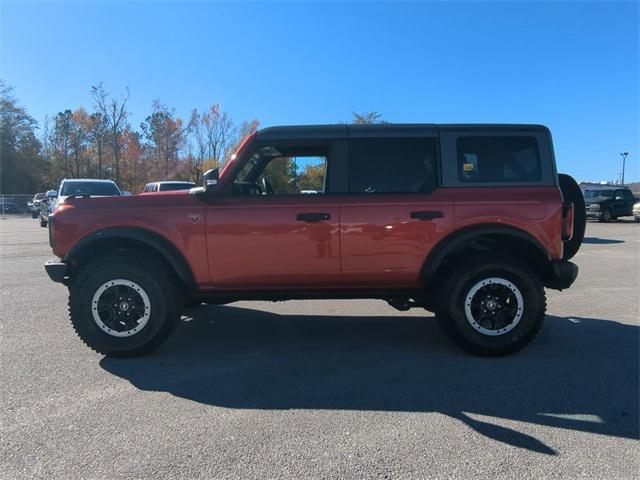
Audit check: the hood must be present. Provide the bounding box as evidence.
[57,190,200,211]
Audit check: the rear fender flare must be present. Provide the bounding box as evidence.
[420,224,550,284]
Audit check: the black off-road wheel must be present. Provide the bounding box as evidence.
[40,217,47,227]
[68,254,181,357]
[436,255,546,356]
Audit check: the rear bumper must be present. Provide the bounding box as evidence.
[544,260,579,290]
[44,258,68,283]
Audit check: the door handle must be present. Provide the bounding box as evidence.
[410,210,444,220]
[297,212,331,222]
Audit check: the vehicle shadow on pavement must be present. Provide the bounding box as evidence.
[101,306,639,455]
[582,237,625,244]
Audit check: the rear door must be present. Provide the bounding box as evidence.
[339,129,454,286]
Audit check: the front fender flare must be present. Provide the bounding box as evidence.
[64,227,196,289]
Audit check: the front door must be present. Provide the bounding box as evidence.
[205,140,342,289]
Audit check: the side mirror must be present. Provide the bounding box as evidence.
[203,168,219,192]
[615,196,623,201]
[189,168,220,196]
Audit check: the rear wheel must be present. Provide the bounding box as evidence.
[599,208,612,223]
[68,254,181,357]
[436,255,546,356]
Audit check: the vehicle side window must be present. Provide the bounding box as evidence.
[233,145,328,195]
[457,136,541,183]
[348,137,438,194]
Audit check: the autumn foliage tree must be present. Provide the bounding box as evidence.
[141,100,194,179]
[1,79,371,195]
[51,110,73,177]
[87,112,109,178]
[0,81,46,193]
[191,104,235,183]
[352,111,385,124]
[91,82,130,184]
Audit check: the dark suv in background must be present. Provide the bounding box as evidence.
[583,186,636,222]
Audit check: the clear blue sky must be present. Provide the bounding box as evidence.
[1,1,638,182]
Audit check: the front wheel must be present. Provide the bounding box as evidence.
[436,255,546,356]
[68,254,181,357]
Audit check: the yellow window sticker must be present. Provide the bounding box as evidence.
[463,163,475,172]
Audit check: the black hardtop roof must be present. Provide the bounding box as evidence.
[256,123,550,140]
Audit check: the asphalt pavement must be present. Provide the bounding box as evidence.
[1,215,638,479]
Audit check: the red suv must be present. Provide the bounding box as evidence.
[45,124,585,357]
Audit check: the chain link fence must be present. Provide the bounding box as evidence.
[0,194,39,215]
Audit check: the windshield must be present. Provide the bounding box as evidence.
[61,181,121,196]
[220,132,257,180]
[159,182,195,191]
[584,189,614,200]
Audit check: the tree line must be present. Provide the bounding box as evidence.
[1,79,384,194]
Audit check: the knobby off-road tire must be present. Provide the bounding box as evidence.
[68,253,181,357]
[435,255,546,356]
[558,173,585,260]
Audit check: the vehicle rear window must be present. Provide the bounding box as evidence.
[457,136,541,183]
[61,182,121,196]
[584,189,614,200]
[349,137,438,193]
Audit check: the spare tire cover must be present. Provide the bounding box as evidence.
[558,173,586,260]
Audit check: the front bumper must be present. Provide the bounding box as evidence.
[544,260,579,290]
[44,258,69,283]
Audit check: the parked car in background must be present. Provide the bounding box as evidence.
[142,181,196,193]
[28,192,46,218]
[633,201,640,222]
[0,197,18,214]
[38,190,58,227]
[583,186,635,222]
[39,179,122,227]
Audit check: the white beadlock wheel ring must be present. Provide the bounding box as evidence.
[464,277,524,336]
[91,279,151,338]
